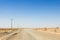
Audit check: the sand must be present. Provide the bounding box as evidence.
[0,28,60,40]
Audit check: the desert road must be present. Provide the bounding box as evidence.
[0,28,60,40]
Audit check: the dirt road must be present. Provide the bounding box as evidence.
[1,29,60,40]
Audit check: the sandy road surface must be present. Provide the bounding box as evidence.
[1,29,60,40]
[8,29,35,40]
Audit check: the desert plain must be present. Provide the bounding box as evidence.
[0,28,60,40]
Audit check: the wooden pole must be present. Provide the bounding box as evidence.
[11,18,13,32]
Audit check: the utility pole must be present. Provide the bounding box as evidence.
[11,18,13,32]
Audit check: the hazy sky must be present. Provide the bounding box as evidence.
[0,0,60,28]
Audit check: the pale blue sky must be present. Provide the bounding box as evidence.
[0,0,60,28]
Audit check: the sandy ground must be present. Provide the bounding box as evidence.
[0,28,60,40]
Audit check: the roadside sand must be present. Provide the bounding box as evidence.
[0,28,60,40]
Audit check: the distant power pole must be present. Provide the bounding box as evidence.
[11,18,13,30]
